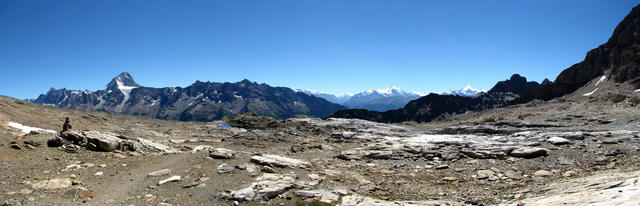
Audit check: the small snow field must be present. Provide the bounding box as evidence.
[7,122,56,134]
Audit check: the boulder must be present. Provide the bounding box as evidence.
[60,131,86,145]
[209,148,236,159]
[217,164,234,174]
[47,136,66,147]
[363,150,392,159]
[509,147,549,158]
[476,170,495,179]
[534,170,553,177]
[338,150,363,160]
[83,131,121,152]
[228,173,297,201]
[547,137,570,145]
[294,190,343,204]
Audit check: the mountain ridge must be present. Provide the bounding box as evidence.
[33,72,345,121]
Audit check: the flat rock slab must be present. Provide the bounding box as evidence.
[294,189,347,204]
[547,137,570,145]
[509,147,549,158]
[229,174,297,201]
[506,170,640,205]
[32,178,72,190]
[158,175,181,185]
[250,154,310,168]
[209,148,236,159]
[340,194,462,206]
[148,169,172,177]
[83,131,121,152]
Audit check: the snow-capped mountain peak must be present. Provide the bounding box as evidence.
[361,86,411,97]
[441,85,486,96]
[104,72,140,91]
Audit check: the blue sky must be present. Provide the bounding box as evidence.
[0,0,638,99]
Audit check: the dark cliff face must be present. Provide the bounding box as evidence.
[328,74,540,123]
[517,4,640,102]
[489,74,542,96]
[33,73,346,121]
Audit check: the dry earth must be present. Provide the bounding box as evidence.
[1,95,639,206]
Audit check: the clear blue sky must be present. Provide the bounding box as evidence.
[1,0,638,99]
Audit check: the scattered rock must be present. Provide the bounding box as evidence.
[217,164,234,174]
[476,170,495,180]
[602,138,620,144]
[66,187,93,199]
[534,170,553,177]
[47,136,66,147]
[158,176,181,185]
[192,145,214,153]
[250,154,310,168]
[454,168,466,172]
[261,166,276,173]
[223,173,297,201]
[148,169,172,177]
[563,171,577,177]
[436,165,450,170]
[32,178,72,190]
[547,137,570,145]
[509,147,549,158]
[208,148,236,159]
[294,189,343,204]
[442,176,458,181]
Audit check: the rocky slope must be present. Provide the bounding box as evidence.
[516,4,640,103]
[1,95,640,206]
[329,74,541,123]
[32,72,346,121]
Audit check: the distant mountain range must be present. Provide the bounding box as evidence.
[328,74,543,123]
[32,72,345,121]
[440,85,486,96]
[301,85,485,112]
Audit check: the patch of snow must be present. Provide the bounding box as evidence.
[7,122,56,134]
[635,89,640,92]
[583,88,598,96]
[441,85,486,96]
[115,79,138,112]
[595,75,606,86]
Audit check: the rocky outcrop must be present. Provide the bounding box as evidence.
[32,72,346,121]
[218,173,298,201]
[49,130,177,153]
[516,5,640,102]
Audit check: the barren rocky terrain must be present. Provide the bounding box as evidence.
[1,93,640,206]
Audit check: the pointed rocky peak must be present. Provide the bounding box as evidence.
[104,72,140,92]
[541,78,552,86]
